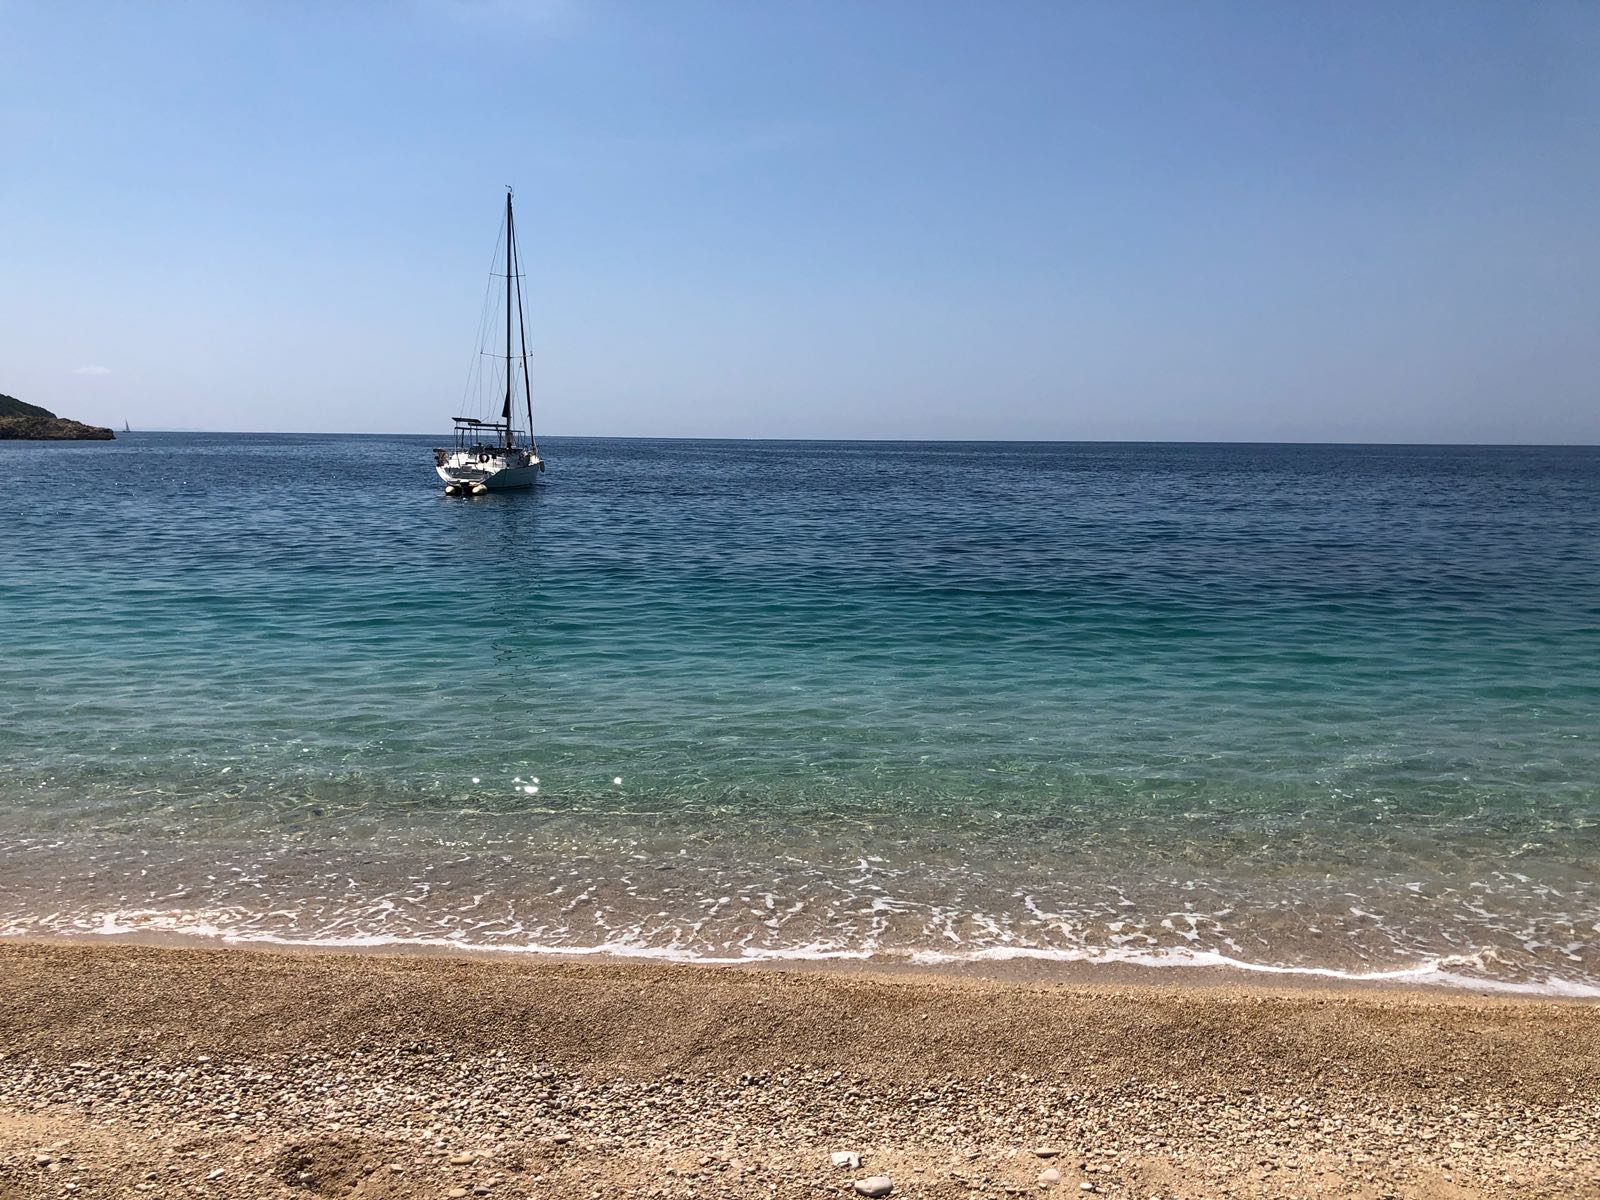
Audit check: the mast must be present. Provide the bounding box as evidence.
[503,190,514,449]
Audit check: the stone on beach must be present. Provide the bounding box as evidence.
[831,1150,863,1168]
[854,1174,893,1197]
[2,942,1599,1199]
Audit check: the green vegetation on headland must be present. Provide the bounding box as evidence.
[0,393,115,440]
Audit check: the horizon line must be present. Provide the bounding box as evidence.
[114,429,1600,449]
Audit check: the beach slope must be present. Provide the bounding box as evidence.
[0,941,1596,1198]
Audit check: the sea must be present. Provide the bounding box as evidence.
[2,434,1597,993]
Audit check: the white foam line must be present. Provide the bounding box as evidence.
[206,930,876,965]
[10,914,1600,997]
[904,944,1600,997]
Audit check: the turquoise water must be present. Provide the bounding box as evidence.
[2,434,1597,990]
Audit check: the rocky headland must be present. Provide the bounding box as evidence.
[0,393,115,440]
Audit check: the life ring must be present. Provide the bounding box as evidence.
[478,451,489,463]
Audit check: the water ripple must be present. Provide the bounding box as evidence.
[1,435,1597,988]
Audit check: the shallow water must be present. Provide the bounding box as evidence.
[2,434,1597,991]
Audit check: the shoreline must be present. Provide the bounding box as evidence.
[2,939,1597,1198]
[9,927,1598,1001]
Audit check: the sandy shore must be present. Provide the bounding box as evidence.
[1,941,1597,1199]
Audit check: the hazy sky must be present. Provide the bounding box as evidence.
[2,1,1597,441]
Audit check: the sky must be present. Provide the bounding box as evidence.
[1,1,1597,442]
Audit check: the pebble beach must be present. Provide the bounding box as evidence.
[8,5,1600,1197]
[2,941,1597,1199]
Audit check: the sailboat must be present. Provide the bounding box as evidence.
[434,190,545,495]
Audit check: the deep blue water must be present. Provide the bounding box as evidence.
[1,434,1597,989]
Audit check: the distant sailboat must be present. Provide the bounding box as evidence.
[434,189,545,496]
[123,420,130,433]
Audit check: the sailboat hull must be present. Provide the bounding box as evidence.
[479,463,541,490]
[435,450,544,491]
[436,464,542,490]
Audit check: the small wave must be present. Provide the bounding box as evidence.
[15,908,1600,999]
[907,943,1600,997]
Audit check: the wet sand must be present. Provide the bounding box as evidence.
[1,939,1597,1198]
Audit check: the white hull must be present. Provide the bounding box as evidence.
[436,450,544,491]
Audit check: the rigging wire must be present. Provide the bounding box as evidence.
[458,218,510,424]
[510,203,536,452]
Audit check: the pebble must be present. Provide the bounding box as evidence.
[0,1008,1590,1200]
[448,1189,469,1199]
[855,1175,893,1197]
